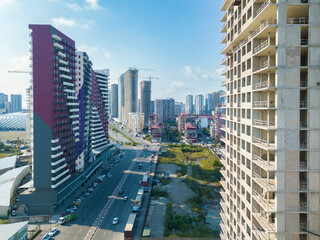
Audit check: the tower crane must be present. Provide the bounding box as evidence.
[8,70,31,74]
[140,76,159,81]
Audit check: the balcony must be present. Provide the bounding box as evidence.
[220,189,228,203]
[300,180,308,191]
[254,60,276,74]
[252,224,269,240]
[57,51,66,58]
[220,179,228,190]
[252,172,276,191]
[252,207,275,232]
[253,101,275,109]
[253,190,275,212]
[254,0,277,18]
[253,119,275,129]
[52,34,61,41]
[287,17,309,25]
[253,137,276,150]
[301,38,309,46]
[254,81,275,91]
[54,42,64,50]
[252,154,275,171]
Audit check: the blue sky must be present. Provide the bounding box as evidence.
[0,0,224,107]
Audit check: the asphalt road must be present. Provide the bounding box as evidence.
[52,144,153,240]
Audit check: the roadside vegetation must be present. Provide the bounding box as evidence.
[157,143,222,238]
[109,125,140,145]
[0,142,23,159]
[151,187,169,198]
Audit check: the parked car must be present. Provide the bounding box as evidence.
[12,205,18,210]
[11,210,16,216]
[112,217,119,225]
[84,192,90,196]
[48,227,58,237]
[123,196,128,201]
[41,233,51,240]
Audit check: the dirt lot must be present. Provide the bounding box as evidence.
[0,131,26,141]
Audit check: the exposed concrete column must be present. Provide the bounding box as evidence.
[268,32,271,45]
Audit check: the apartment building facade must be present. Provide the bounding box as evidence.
[111,83,118,118]
[140,80,152,125]
[195,94,204,115]
[185,95,194,114]
[23,25,109,214]
[220,1,320,240]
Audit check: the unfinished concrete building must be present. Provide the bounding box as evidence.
[220,0,320,239]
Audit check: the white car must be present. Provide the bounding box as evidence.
[112,217,119,225]
[41,233,51,240]
[48,227,58,237]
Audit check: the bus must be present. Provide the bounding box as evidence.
[124,213,137,240]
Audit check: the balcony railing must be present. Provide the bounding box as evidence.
[301,39,309,45]
[232,18,277,54]
[287,17,309,24]
[252,172,276,191]
[254,40,269,54]
[255,81,271,90]
[252,207,275,231]
[300,101,307,108]
[255,0,276,18]
[252,224,269,240]
[300,180,308,191]
[254,101,275,108]
[252,154,275,171]
[253,137,275,149]
[253,119,275,129]
[253,190,275,212]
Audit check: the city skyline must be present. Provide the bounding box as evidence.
[0,0,224,108]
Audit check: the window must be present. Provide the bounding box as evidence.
[246,142,251,153]
[247,42,251,53]
[247,59,251,70]
[247,76,251,86]
[247,109,251,119]
[246,126,251,136]
[247,92,251,102]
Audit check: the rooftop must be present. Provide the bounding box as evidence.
[0,156,17,172]
[0,221,28,239]
[185,122,197,130]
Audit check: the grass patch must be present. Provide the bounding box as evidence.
[151,187,168,198]
[159,178,172,186]
[0,219,8,224]
[164,202,219,238]
[0,148,22,159]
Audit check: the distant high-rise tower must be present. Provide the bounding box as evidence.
[185,95,193,114]
[10,94,22,113]
[220,1,320,239]
[118,74,124,122]
[123,68,138,124]
[111,84,118,118]
[155,98,175,123]
[0,93,9,114]
[205,93,214,114]
[195,94,204,115]
[140,80,151,126]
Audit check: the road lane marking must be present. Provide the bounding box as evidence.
[84,148,142,240]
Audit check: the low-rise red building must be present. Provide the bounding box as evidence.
[184,122,197,143]
[150,122,165,143]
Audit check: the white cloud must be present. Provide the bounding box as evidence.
[9,55,29,70]
[78,44,99,55]
[85,0,102,10]
[181,65,222,82]
[66,3,81,11]
[169,81,185,88]
[104,51,111,59]
[0,0,14,7]
[51,17,76,28]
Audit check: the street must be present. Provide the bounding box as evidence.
[48,127,157,240]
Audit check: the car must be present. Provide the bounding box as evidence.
[68,205,77,210]
[72,201,80,206]
[15,197,19,202]
[11,210,16,216]
[123,196,128,201]
[93,182,98,187]
[76,198,82,203]
[112,217,119,225]
[48,227,58,237]
[87,188,94,192]
[84,192,90,196]
[66,208,75,213]
[41,233,51,240]
[107,174,112,179]
[119,189,124,194]
[12,205,18,210]
[144,187,149,192]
